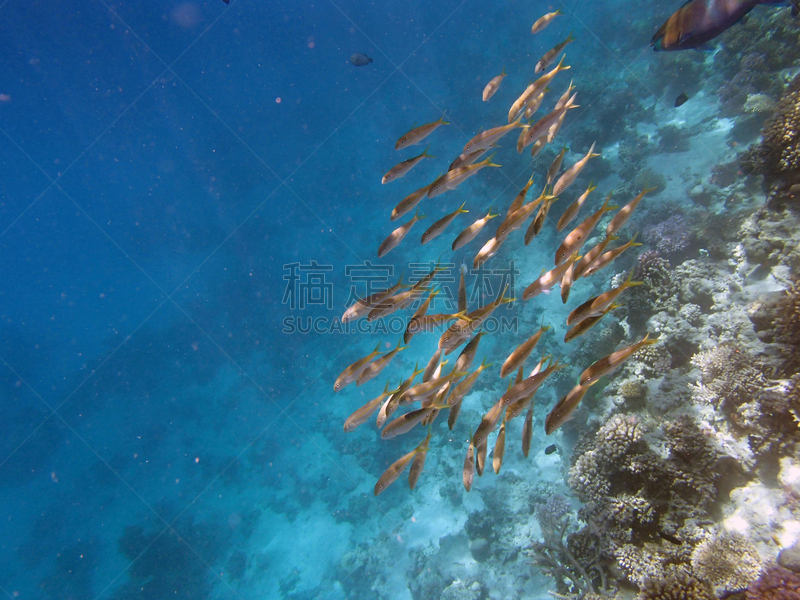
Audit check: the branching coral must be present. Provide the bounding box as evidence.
[690,532,762,596]
[530,495,609,596]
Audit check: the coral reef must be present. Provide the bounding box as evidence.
[690,532,762,596]
[746,565,800,599]
[690,343,766,413]
[752,72,800,189]
[638,570,714,600]
[643,215,693,256]
[530,494,609,596]
[658,124,691,153]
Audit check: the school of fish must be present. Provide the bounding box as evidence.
[335,12,661,496]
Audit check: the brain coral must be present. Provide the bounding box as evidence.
[691,532,762,596]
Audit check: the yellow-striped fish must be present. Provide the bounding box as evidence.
[395,116,448,150]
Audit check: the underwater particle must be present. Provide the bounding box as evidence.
[691,532,762,595]
[746,564,800,598]
[350,52,372,66]
[675,92,689,107]
[544,444,557,455]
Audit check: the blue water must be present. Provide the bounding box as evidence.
[2,1,799,599]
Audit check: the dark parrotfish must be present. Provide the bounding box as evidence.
[651,0,773,51]
[675,92,690,107]
[350,53,373,66]
[544,444,558,455]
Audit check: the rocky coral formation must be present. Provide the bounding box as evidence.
[690,342,766,412]
[775,276,800,373]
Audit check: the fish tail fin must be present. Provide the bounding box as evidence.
[566,29,576,43]
[480,357,493,369]
[628,232,642,246]
[641,332,658,345]
[486,208,500,220]
[457,201,469,213]
[423,144,435,159]
[642,185,658,194]
[556,9,563,14]
[412,362,424,376]
[624,268,644,288]
[501,66,506,76]
[440,110,450,125]
[396,339,409,351]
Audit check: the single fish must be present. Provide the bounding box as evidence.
[492,420,506,474]
[475,438,488,476]
[517,124,532,154]
[463,121,525,154]
[344,381,400,432]
[342,273,407,323]
[458,262,468,313]
[382,147,434,185]
[546,81,576,144]
[651,0,767,51]
[382,404,441,439]
[378,207,425,258]
[531,9,562,34]
[525,194,558,245]
[523,88,548,120]
[498,358,566,408]
[448,392,464,430]
[521,94,578,149]
[552,142,600,197]
[563,302,620,343]
[423,348,443,383]
[474,236,505,269]
[581,234,642,278]
[377,363,424,428]
[567,269,642,325]
[449,358,492,408]
[391,184,431,221]
[428,157,501,198]
[408,430,432,490]
[409,311,465,333]
[334,342,383,391]
[508,178,535,217]
[530,136,548,158]
[675,92,689,107]
[358,339,409,386]
[544,383,590,434]
[453,208,498,252]
[500,322,551,378]
[522,408,534,456]
[557,181,596,232]
[421,202,469,244]
[374,430,431,496]
[606,187,656,236]
[404,289,438,344]
[483,67,507,101]
[535,31,576,73]
[573,234,619,280]
[395,116,449,150]
[560,261,575,303]
[579,333,658,386]
[455,331,484,373]
[544,444,557,455]
[523,252,581,300]
[449,144,498,172]
[495,189,550,241]
[463,441,475,491]
[350,52,373,66]
[473,400,505,456]
[555,192,616,264]
[547,144,569,185]
[400,367,467,403]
